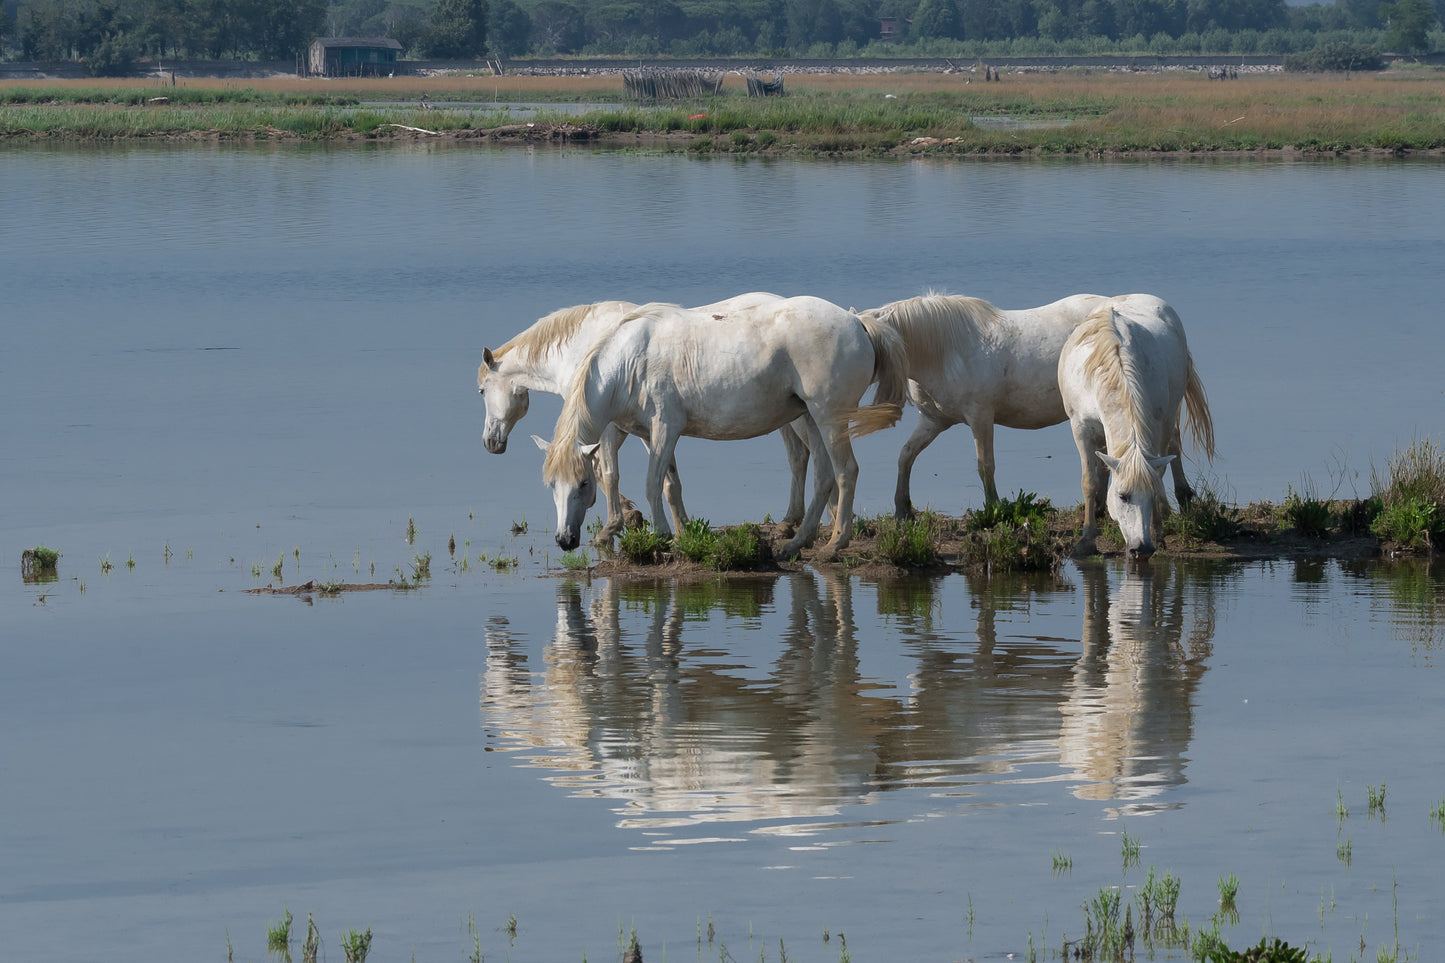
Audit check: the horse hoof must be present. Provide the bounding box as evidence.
[623,508,646,530]
[1072,537,1099,557]
[776,520,799,539]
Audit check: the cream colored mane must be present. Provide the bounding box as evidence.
[542,308,656,486]
[1072,308,1168,497]
[492,303,599,369]
[862,292,1005,366]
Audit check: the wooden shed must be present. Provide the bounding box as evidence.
[308,37,403,77]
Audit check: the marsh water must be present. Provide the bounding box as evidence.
[4,144,1445,962]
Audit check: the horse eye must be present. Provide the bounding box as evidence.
[1119,491,1131,504]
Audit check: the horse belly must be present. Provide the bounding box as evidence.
[682,391,807,440]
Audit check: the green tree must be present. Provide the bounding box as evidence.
[427,0,487,56]
[529,0,584,50]
[1380,0,1435,50]
[488,0,530,53]
[785,0,843,48]
[912,0,960,37]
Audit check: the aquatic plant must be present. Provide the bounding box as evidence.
[561,550,590,570]
[618,524,671,563]
[871,514,938,567]
[1283,485,1333,538]
[267,907,293,961]
[674,517,718,563]
[711,524,767,571]
[21,545,60,581]
[1367,782,1387,820]
[1169,480,1239,541]
[1371,437,1445,552]
[338,926,371,963]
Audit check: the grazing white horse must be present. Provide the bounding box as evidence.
[1058,294,1215,559]
[855,292,1111,516]
[533,296,909,561]
[478,293,785,542]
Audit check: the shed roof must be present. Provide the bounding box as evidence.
[312,37,404,51]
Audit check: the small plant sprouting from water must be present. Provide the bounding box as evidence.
[339,926,372,963]
[1337,835,1353,867]
[267,907,293,961]
[1218,871,1240,918]
[1082,886,1129,959]
[1051,849,1073,874]
[405,516,417,544]
[1335,785,1350,823]
[464,911,482,963]
[1367,782,1387,821]
[412,551,432,581]
[504,911,518,943]
[1431,797,1445,833]
[100,553,114,574]
[163,541,174,564]
[1136,865,1181,939]
[126,551,136,570]
[1120,826,1141,871]
[561,549,590,570]
[302,912,320,963]
[272,553,284,580]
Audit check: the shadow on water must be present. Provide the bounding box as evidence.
[481,562,1230,838]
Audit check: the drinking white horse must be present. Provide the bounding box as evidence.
[478,293,785,542]
[533,296,908,561]
[854,292,1111,517]
[1058,294,1215,559]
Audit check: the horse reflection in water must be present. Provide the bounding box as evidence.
[1058,561,1219,813]
[481,564,1222,836]
[482,570,891,833]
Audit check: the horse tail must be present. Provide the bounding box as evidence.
[1182,352,1216,461]
[858,312,910,410]
[848,402,905,439]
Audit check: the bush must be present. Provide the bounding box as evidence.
[1283,42,1383,71]
[1283,485,1333,538]
[1371,438,1445,552]
[1169,483,1239,541]
[674,518,717,563]
[618,524,671,564]
[966,490,1052,531]
[711,523,768,570]
[872,515,938,567]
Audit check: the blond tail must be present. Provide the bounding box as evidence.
[1182,352,1216,461]
[848,402,905,440]
[858,313,910,411]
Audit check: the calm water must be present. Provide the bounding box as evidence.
[3,145,1445,962]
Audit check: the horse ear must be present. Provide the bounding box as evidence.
[1148,454,1176,477]
[1095,451,1122,472]
[531,434,551,453]
[578,442,601,459]
[482,347,497,369]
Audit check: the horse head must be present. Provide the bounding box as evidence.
[1097,449,1173,560]
[533,434,601,550]
[479,347,529,454]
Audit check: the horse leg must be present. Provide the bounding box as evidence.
[1167,423,1196,507]
[895,412,949,519]
[777,417,833,560]
[1072,420,1104,556]
[662,455,689,532]
[645,421,682,537]
[783,409,858,562]
[777,419,812,538]
[593,425,628,544]
[971,418,1000,505]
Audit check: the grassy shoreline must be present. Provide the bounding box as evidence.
[6,69,1445,154]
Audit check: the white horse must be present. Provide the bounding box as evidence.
[532,296,909,561]
[1058,294,1215,559]
[478,293,785,542]
[854,292,1111,516]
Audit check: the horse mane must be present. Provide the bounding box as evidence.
[1073,307,1168,497]
[862,292,1005,366]
[541,307,659,486]
[495,303,604,366]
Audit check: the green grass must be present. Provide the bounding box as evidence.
[560,550,591,570]
[266,907,292,961]
[958,492,1064,573]
[870,513,939,567]
[1371,437,1445,552]
[1169,480,1240,541]
[618,523,672,564]
[1283,484,1334,538]
[339,927,372,963]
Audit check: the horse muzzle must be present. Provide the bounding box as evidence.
[1127,543,1156,561]
[556,528,581,551]
[483,433,508,455]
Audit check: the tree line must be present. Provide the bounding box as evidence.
[1,0,1438,73]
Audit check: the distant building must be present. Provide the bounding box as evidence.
[307,38,403,77]
[879,17,899,41]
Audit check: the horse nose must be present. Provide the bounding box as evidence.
[556,529,580,551]
[1128,543,1155,560]
[483,434,507,454]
